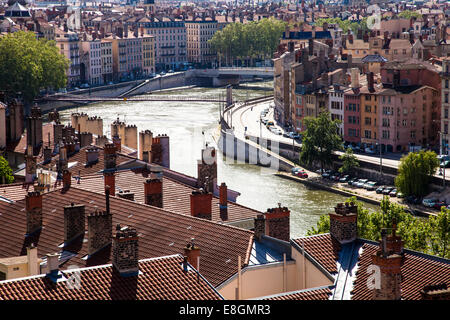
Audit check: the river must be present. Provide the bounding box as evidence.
[58,81,379,238]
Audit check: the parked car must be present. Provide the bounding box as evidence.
[422,198,437,208]
[348,178,358,186]
[168,69,174,73]
[382,187,394,195]
[440,160,450,168]
[389,188,398,197]
[433,201,446,209]
[271,128,282,135]
[364,181,378,191]
[291,167,302,175]
[283,132,293,138]
[266,121,274,128]
[339,175,350,182]
[322,170,332,178]
[261,119,268,125]
[406,196,421,204]
[365,147,375,154]
[396,192,404,198]
[80,83,90,88]
[355,179,368,188]
[376,186,385,194]
[296,170,308,178]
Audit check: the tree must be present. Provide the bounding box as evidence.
[429,208,450,259]
[398,10,423,20]
[0,155,14,184]
[394,150,439,197]
[299,111,342,173]
[338,147,359,174]
[0,31,69,103]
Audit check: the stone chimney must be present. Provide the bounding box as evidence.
[184,239,200,271]
[62,169,71,190]
[26,244,39,276]
[64,203,85,243]
[329,202,358,244]
[96,135,108,147]
[25,192,43,235]
[190,189,212,220]
[197,146,217,193]
[112,225,139,276]
[144,178,163,208]
[79,132,93,147]
[85,146,99,165]
[45,253,60,281]
[43,146,52,164]
[219,182,228,221]
[112,135,121,153]
[25,146,37,184]
[87,208,112,256]
[142,151,150,163]
[371,228,404,300]
[264,204,290,242]
[368,72,375,92]
[26,104,43,156]
[254,214,266,241]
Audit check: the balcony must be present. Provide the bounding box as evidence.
[161,45,175,49]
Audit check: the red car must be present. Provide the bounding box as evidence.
[296,170,308,178]
[433,201,446,210]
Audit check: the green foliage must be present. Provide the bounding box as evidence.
[315,17,367,34]
[307,196,450,259]
[209,18,286,65]
[398,10,423,20]
[0,155,14,184]
[394,150,439,197]
[339,147,359,174]
[299,112,342,172]
[0,31,69,103]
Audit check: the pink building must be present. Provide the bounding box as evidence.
[343,88,361,145]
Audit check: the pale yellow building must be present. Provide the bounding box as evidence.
[142,34,155,75]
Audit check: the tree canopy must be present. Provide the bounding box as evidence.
[299,111,342,172]
[209,18,286,66]
[339,147,359,174]
[315,17,368,35]
[398,10,423,20]
[0,31,69,103]
[307,196,450,259]
[394,150,439,197]
[0,155,14,184]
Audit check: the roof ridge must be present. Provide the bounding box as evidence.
[254,285,334,300]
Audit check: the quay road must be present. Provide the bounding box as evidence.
[230,99,450,182]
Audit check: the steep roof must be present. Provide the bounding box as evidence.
[0,255,223,300]
[292,233,450,300]
[0,187,254,287]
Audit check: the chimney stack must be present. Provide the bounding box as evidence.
[104,143,117,171]
[43,146,52,164]
[420,284,450,300]
[25,146,37,184]
[62,169,71,190]
[219,183,228,221]
[85,146,99,165]
[25,192,43,235]
[112,224,139,276]
[45,253,60,281]
[190,190,212,220]
[87,208,112,256]
[144,177,163,208]
[64,203,85,244]
[26,244,39,276]
[112,135,121,153]
[329,202,358,244]
[371,228,404,300]
[254,214,266,241]
[197,146,217,193]
[264,204,290,242]
[184,239,200,271]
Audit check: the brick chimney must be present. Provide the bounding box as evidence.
[112,224,139,276]
[87,208,112,256]
[112,135,121,153]
[144,178,163,208]
[264,204,290,242]
[184,239,200,270]
[25,146,37,184]
[219,182,228,221]
[62,169,71,190]
[25,192,43,235]
[104,143,117,171]
[26,105,43,156]
[104,172,115,196]
[64,203,85,243]
[43,146,52,164]
[368,72,375,92]
[329,202,358,244]
[371,228,404,300]
[190,190,212,220]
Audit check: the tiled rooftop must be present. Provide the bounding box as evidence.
[262,287,332,300]
[0,187,254,287]
[292,233,450,300]
[0,255,223,300]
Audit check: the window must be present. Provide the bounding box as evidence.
[364,130,372,139]
[365,117,371,125]
[411,131,416,139]
[382,130,390,139]
[402,120,407,126]
[365,105,371,113]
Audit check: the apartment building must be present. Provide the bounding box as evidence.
[101,40,113,83]
[107,34,128,81]
[185,18,218,67]
[125,33,143,78]
[441,58,450,155]
[139,18,187,71]
[55,30,80,87]
[360,77,380,150]
[80,39,103,86]
[328,85,345,137]
[142,34,155,75]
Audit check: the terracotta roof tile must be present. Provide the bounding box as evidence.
[0,187,254,287]
[73,170,261,224]
[0,255,223,300]
[264,287,332,300]
[293,234,341,274]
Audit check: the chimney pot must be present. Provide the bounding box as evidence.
[64,203,85,243]
[87,209,112,256]
[25,192,43,235]
[144,178,163,208]
[184,240,200,271]
[219,182,228,221]
[112,226,139,276]
[190,190,212,220]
